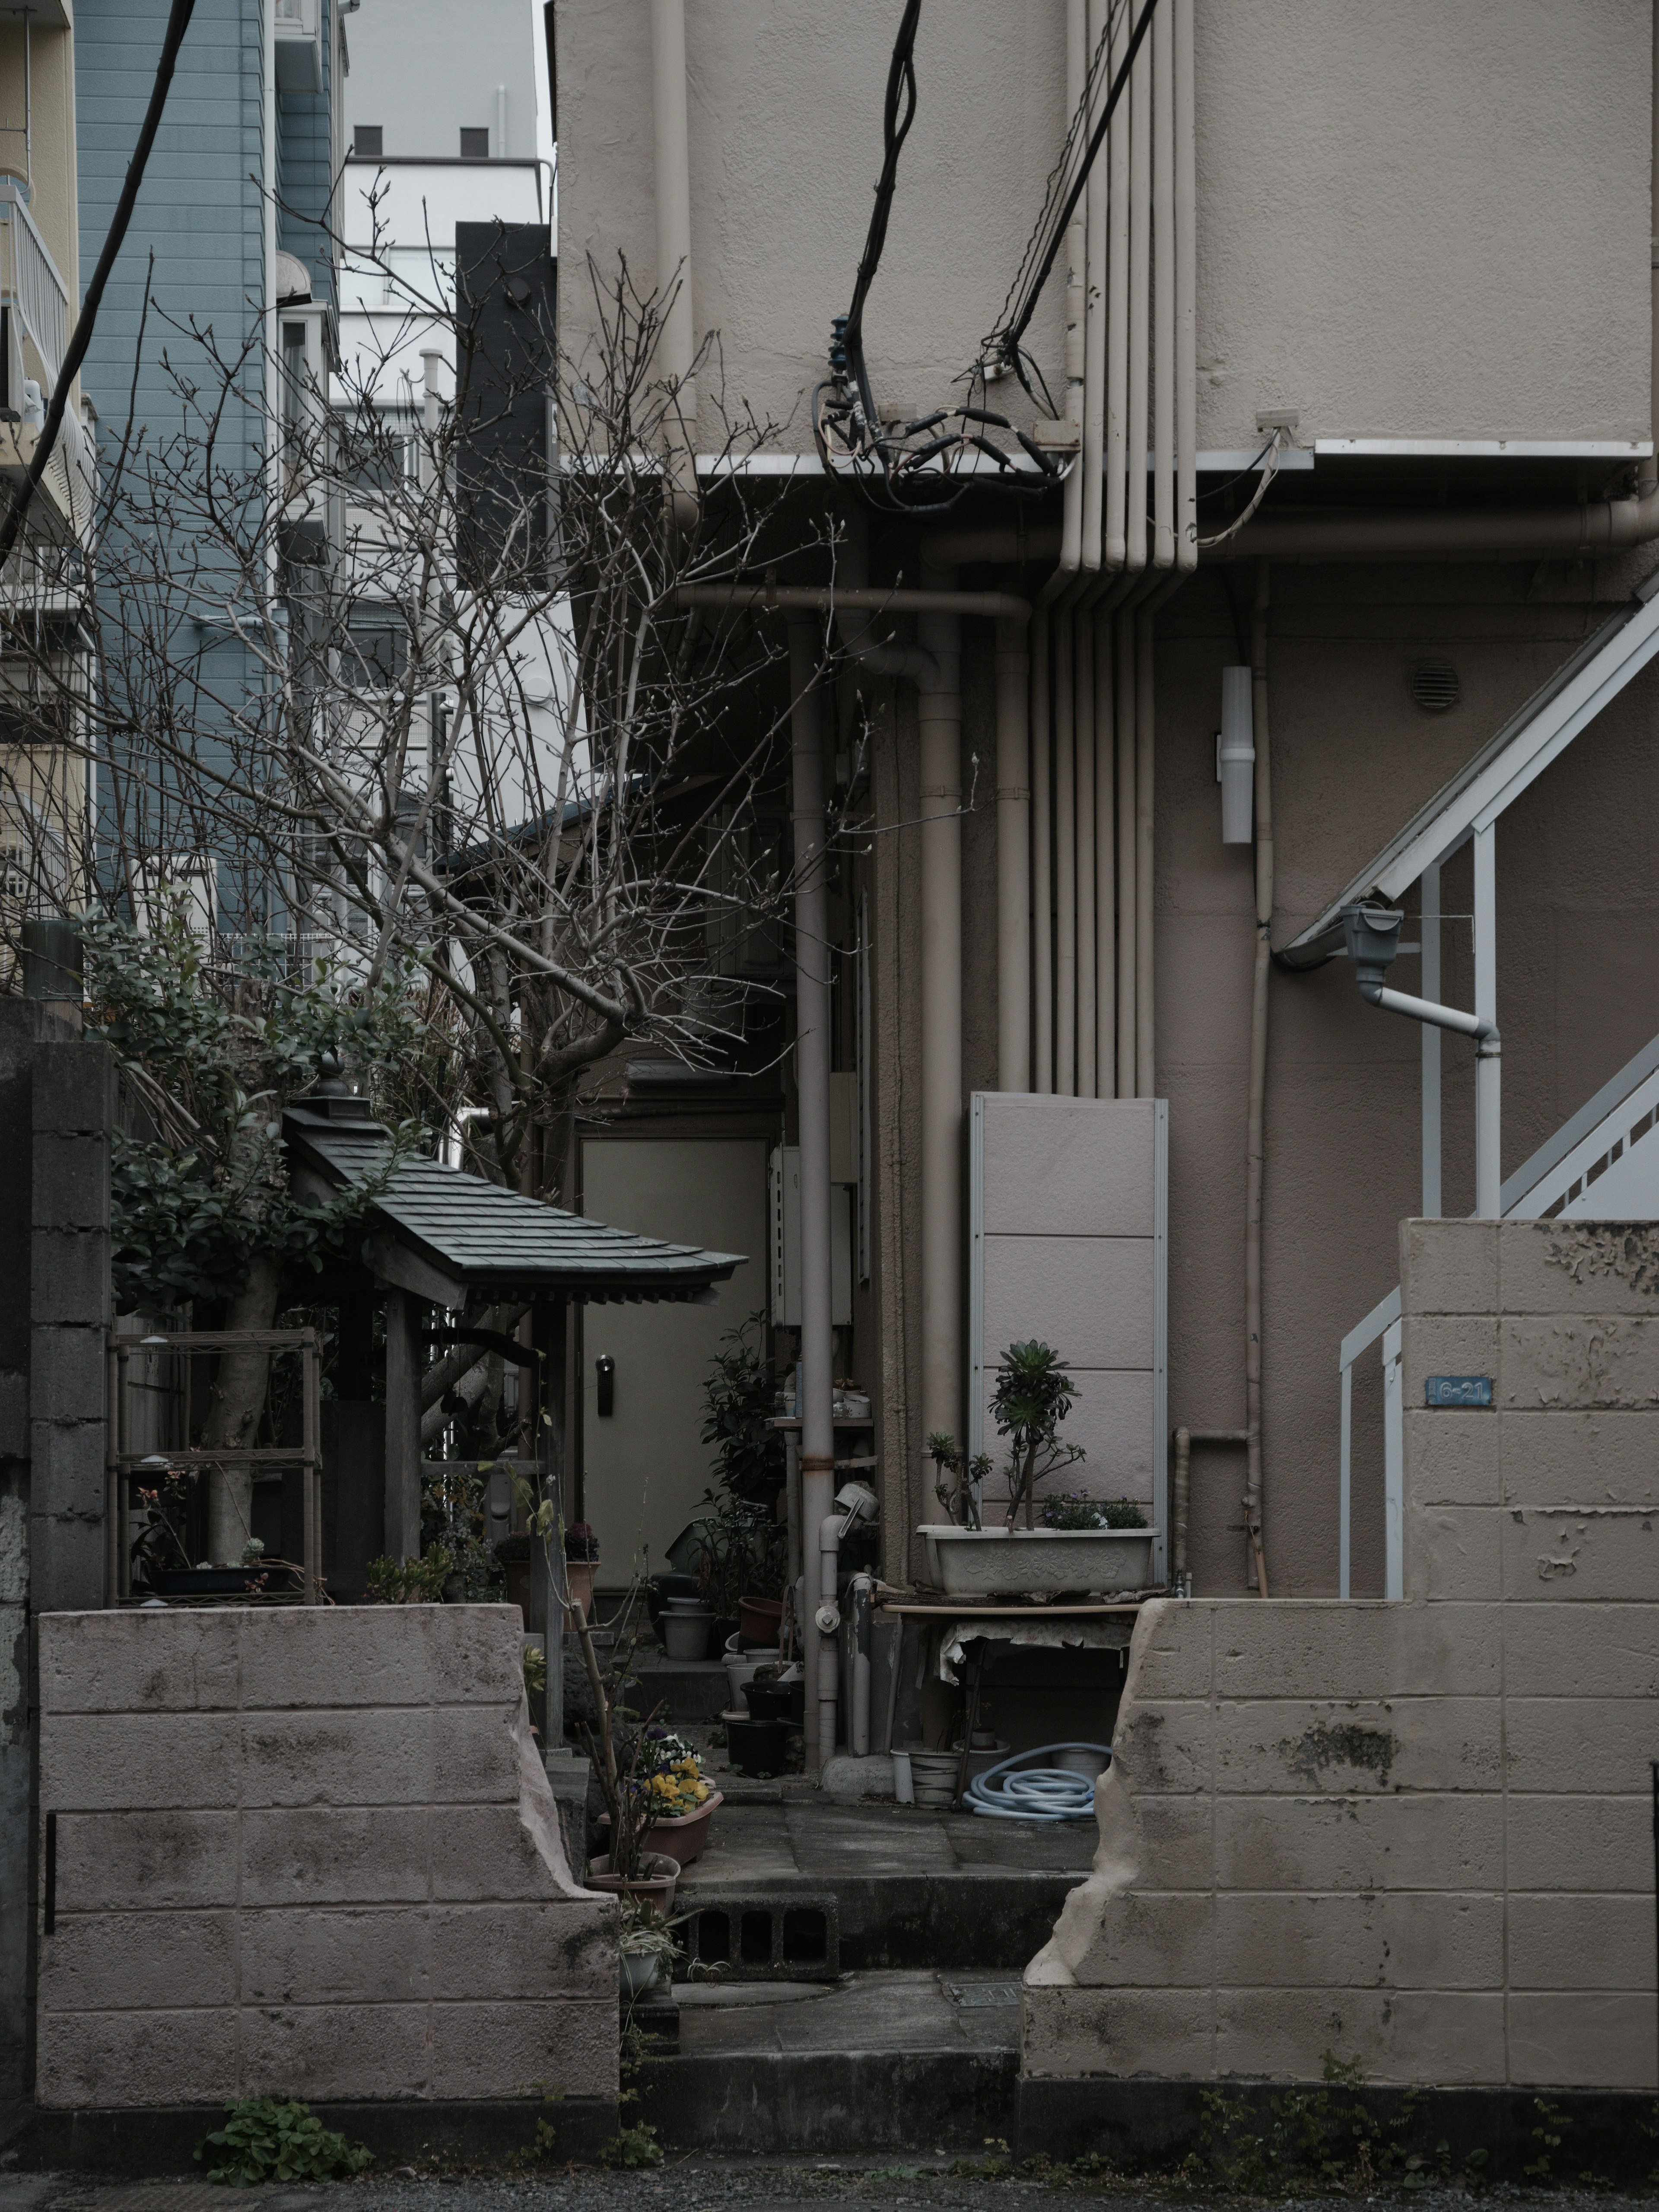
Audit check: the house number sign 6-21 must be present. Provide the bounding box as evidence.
[1424,1374,1494,1408]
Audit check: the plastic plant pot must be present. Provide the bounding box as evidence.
[738,1595,784,1644]
[742,1680,794,1723]
[599,1789,724,1867]
[585,1851,679,1913]
[661,1610,714,1660]
[725,1716,790,1777]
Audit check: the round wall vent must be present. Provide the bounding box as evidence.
[1409,657,1459,713]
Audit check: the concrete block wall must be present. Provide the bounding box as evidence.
[1023,1218,1659,2089]
[34,1604,617,2108]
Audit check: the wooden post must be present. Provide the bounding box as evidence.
[533,1297,569,1754]
[383,1289,423,1560]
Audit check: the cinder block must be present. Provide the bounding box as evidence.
[1214,1790,1503,1895]
[428,1997,618,2100]
[1500,1219,1659,1317]
[1506,1990,1657,2089]
[1504,1602,1659,1695]
[40,1610,240,1715]
[420,1603,540,1706]
[55,1809,238,1910]
[1066,1889,1214,1990]
[1402,1219,1498,1315]
[1213,1889,1502,1990]
[1211,1601,1499,1700]
[238,1707,434,1808]
[1128,1793,1216,1890]
[30,1230,110,1327]
[1504,1696,1656,1792]
[1109,1699,1214,1795]
[1500,1506,1659,1601]
[31,1046,115,1139]
[27,1513,107,1618]
[42,1712,242,1811]
[1214,1986,1506,2085]
[432,1702,521,1804]
[1124,1598,1212,1699]
[427,1902,615,2002]
[31,1328,107,1423]
[240,1805,431,1907]
[42,1908,237,2012]
[1506,1792,1652,1891]
[1500,1410,1659,1508]
[1402,1316,1499,1402]
[1405,1409,1501,1505]
[240,1905,432,2006]
[1499,1313,1659,1412]
[238,1605,432,1710]
[32,1133,109,1231]
[429,1802,569,1901]
[30,1417,109,1519]
[1021,1982,1215,2079]
[1406,1509,1503,1602]
[34,2005,240,2110]
[1213,1697,1503,1796]
[240,1999,433,2101]
[1508,1892,1654,1989]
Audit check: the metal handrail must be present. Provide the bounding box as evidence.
[0,180,67,388]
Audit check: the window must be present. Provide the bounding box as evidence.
[459,127,489,159]
[353,124,383,159]
[343,605,407,688]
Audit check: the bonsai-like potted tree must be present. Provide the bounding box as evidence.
[918,1341,1160,1596]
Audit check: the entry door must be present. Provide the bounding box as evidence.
[580,1135,769,1586]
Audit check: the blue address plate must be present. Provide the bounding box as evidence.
[1424,1374,1493,1408]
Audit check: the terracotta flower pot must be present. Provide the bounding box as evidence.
[601,1788,722,1867]
[585,1851,680,1913]
[738,1595,784,1644]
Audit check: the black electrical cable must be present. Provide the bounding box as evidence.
[0,0,198,569]
[841,0,923,432]
[994,0,1162,358]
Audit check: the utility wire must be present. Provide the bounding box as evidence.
[0,0,199,572]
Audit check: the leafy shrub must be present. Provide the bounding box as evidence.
[195,2096,372,2185]
[365,1546,451,1603]
[699,1310,783,1506]
[1039,1492,1148,1531]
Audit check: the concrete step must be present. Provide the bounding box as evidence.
[633,1969,1020,2154]
[629,1653,730,1723]
[674,1801,1092,1972]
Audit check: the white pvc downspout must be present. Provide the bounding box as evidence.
[649,0,696,518]
[996,618,1032,1091]
[817,1513,841,1762]
[918,556,964,1449]
[788,621,837,1777]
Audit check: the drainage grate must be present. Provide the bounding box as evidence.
[683,1889,839,1980]
[944,1980,1022,2007]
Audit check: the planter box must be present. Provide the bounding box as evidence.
[600,1789,722,1867]
[918,1523,1158,1597]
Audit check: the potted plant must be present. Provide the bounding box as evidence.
[571,1589,685,1909]
[618,1897,687,2001]
[600,1728,723,1866]
[918,1342,1160,1595]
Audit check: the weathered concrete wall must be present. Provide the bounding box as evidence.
[555,0,1646,450]
[34,1605,617,2109]
[1022,1217,1659,2088]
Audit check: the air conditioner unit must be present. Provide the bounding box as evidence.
[273,0,322,94]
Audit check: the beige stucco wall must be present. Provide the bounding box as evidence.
[34,1604,618,2109]
[555,0,1648,451]
[1021,1216,1659,2089]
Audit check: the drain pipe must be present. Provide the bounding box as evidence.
[849,1573,874,1755]
[788,620,837,1777]
[1243,565,1273,1596]
[1341,903,1503,1218]
[816,1510,842,1760]
[649,0,697,521]
[1172,1426,1247,1597]
[996,618,1032,1090]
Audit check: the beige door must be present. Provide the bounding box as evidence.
[579,1135,769,1587]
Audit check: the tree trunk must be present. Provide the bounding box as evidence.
[203,1249,283,1562]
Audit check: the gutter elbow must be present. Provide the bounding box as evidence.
[1357,975,1384,1007]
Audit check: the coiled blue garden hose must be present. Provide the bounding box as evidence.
[964,1743,1110,1823]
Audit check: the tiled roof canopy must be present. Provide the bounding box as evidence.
[284,1101,743,1306]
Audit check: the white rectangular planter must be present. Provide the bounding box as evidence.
[919,1523,1159,1597]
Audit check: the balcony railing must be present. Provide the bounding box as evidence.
[0,179,67,390]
